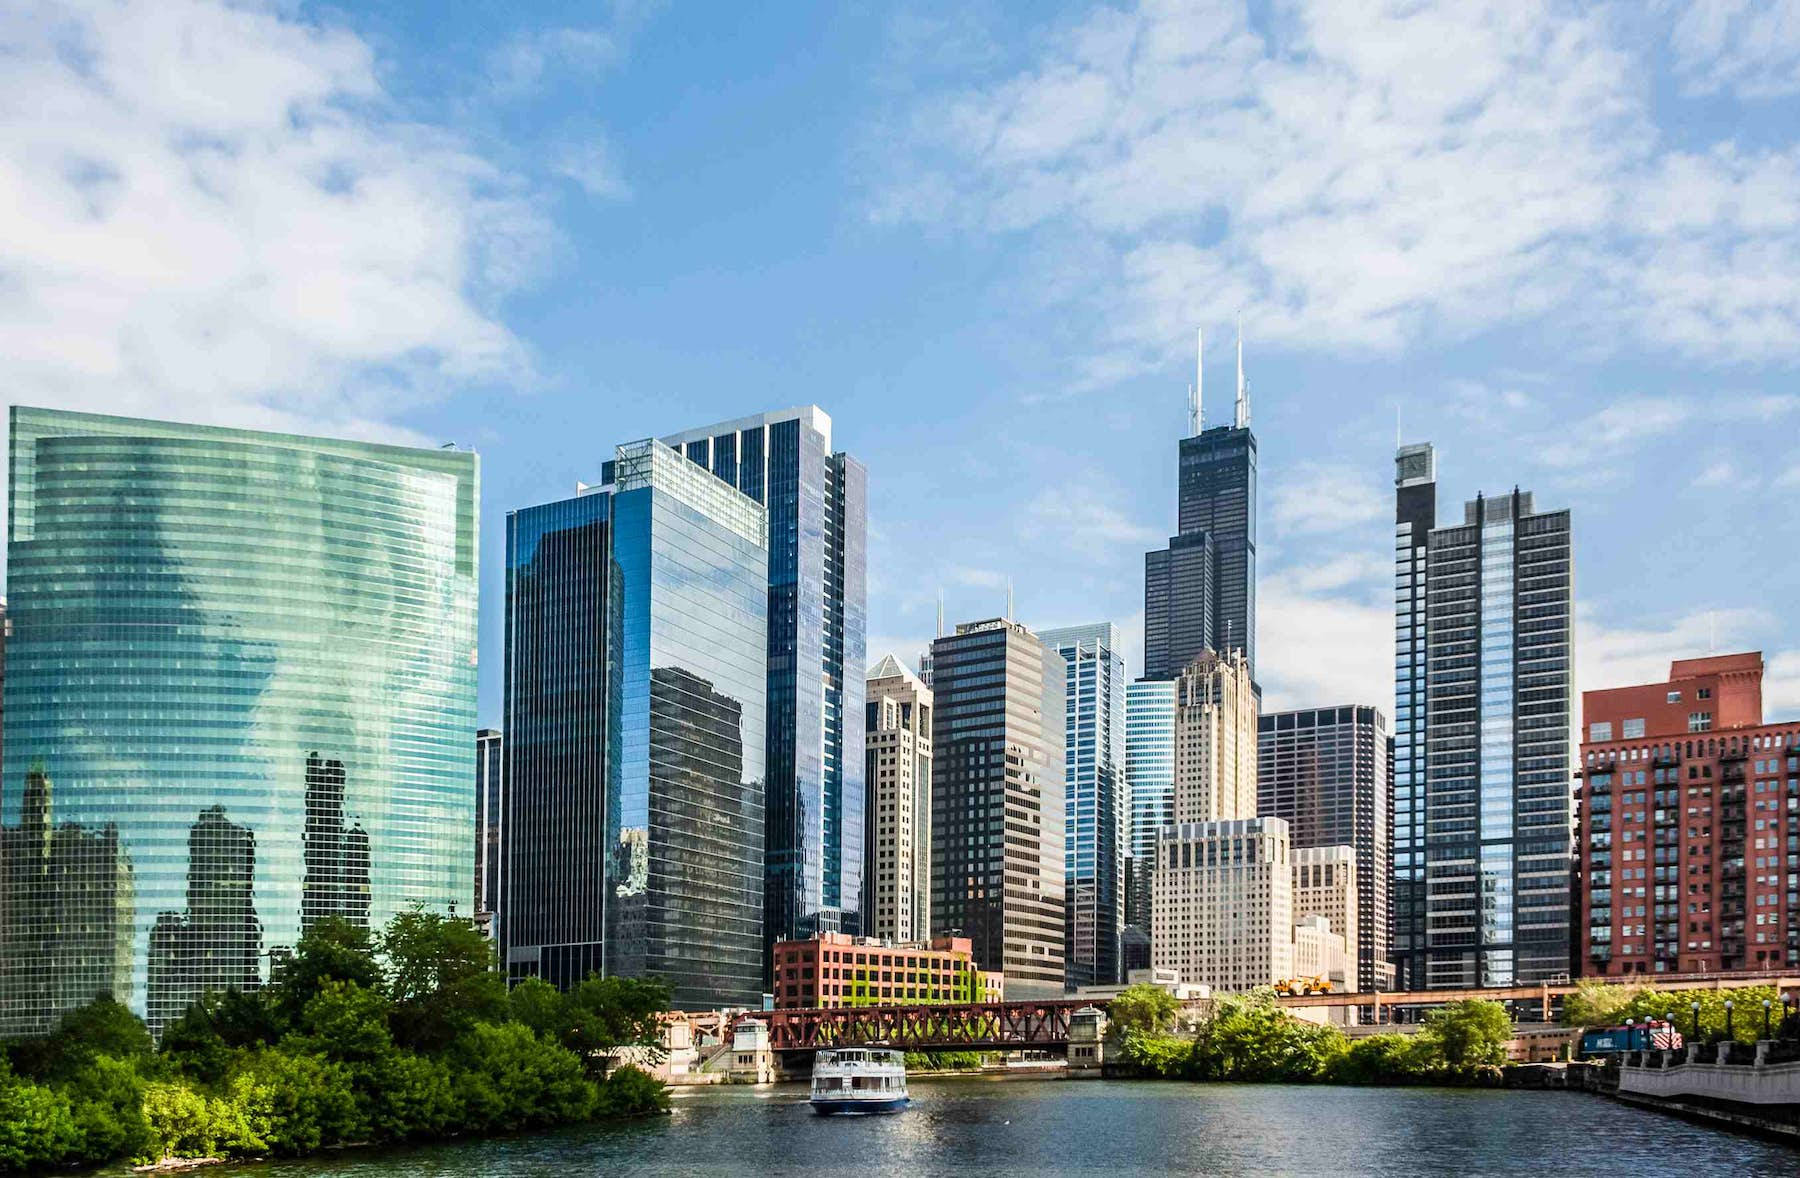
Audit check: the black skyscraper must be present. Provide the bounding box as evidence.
[1144,338,1257,683]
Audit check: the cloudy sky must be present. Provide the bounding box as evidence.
[4,0,1799,726]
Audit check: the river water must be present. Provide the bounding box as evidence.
[193,1076,1795,1176]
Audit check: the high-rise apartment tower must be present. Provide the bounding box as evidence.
[863,655,933,945]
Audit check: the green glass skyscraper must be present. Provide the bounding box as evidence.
[0,406,478,1035]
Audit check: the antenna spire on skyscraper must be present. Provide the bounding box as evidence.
[1234,312,1248,429]
[1190,327,1203,434]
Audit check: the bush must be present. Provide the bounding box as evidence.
[0,1068,81,1171]
[449,1021,597,1132]
[595,1064,669,1118]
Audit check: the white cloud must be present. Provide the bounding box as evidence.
[1256,576,1391,714]
[875,0,1800,381]
[1665,0,1800,97]
[1765,650,1800,717]
[1537,391,1800,468]
[1021,484,1162,548]
[552,137,631,199]
[1691,459,1735,487]
[1269,463,1385,537]
[1576,604,1772,697]
[0,0,548,442]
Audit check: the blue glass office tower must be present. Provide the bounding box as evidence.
[0,407,477,1036]
[651,408,866,977]
[1040,624,1126,988]
[1122,678,1177,970]
[502,441,768,1009]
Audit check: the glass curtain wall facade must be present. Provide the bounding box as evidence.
[1400,448,1573,989]
[1392,443,1435,990]
[1123,679,1177,969]
[1040,624,1126,988]
[0,407,477,1036]
[1144,425,1257,682]
[649,408,866,979]
[502,442,769,1009]
[929,619,1067,998]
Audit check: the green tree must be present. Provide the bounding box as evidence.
[560,974,670,1074]
[158,1000,236,1085]
[508,976,566,1039]
[287,980,395,1065]
[448,1021,597,1132]
[380,905,507,1052]
[1108,984,1181,1037]
[13,993,155,1082]
[1561,979,1642,1027]
[365,1051,458,1141]
[1423,1000,1511,1067]
[227,1049,361,1156]
[594,1064,670,1117]
[0,1065,81,1171]
[62,1052,150,1162]
[271,917,383,1026]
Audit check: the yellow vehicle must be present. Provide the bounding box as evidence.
[1273,976,1333,996]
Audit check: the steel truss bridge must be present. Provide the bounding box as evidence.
[744,999,1095,1053]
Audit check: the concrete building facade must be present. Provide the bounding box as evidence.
[863,655,933,945]
[1291,845,1359,991]
[1173,650,1258,825]
[1151,817,1292,992]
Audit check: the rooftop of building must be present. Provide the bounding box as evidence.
[657,405,831,450]
[1668,652,1764,679]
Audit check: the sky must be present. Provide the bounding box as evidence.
[4,0,1800,729]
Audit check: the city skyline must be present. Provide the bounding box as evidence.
[2,1,1797,732]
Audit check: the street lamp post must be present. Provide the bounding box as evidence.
[1691,1000,1702,1042]
[1763,999,1772,1041]
[1664,1012,1675,1061]
[1725,999,1734,1043]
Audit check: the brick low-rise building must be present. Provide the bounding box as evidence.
[1578,652,1800,977]
[771,931,1004,1009]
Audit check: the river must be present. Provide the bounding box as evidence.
[186,1076,1795,1176]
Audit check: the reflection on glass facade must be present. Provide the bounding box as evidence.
[654,408,865,979]
[502,441,768,1009]
[1040,624,1125,988]
[1399,447,1573,990]
[1144,425,1256,682]
[475,729,503,941]
[0,407,478,1035]
[1123,678,1177,971]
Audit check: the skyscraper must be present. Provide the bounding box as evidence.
[643,408,867,970]
[864,654,933,945]
[1173,650,1258,824]
[1258,706,1392,991]
[475,729,503,940]
[1290,844,1360,992]
[1392,442,1434,991]
[1144,332,1256,682]
[502,440,768,1007]
[0,406,478,1035]
[1395,443,1574,989]
[929,619,1066,998]
[1039,624,1126,988]
[1123,678,1177,970]
[1153,817,1292,992]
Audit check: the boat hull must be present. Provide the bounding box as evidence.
[810,1096,911,1116]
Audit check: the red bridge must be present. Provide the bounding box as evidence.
[741,998,1101,1053]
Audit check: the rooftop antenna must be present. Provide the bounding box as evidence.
[936,591,944,638]
[1189,327,1203,434]
[1006,578,1014,622]
[1234,313,1248,429]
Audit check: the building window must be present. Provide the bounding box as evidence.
[1667,691,1682,704]
[1590,722,1614,742]
[1688,713,1713,733]
[1623,718,1646,739]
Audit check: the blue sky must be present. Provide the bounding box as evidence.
[5,0,1800,727]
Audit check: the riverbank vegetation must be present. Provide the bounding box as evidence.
[1109,985,1513,1086]
[1560,980,1785,1042]
[0,910,670,1174]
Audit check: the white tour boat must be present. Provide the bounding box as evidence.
[808,1047,911,1115]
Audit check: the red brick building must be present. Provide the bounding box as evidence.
[1578,653,1800,976]
[771,932,1004,1009]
